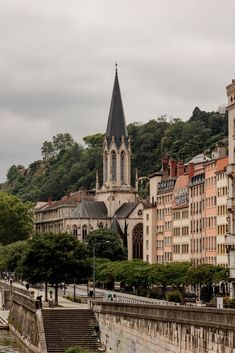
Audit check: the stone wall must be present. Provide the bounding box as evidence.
[93,302,235,353]
[0,282,46,353]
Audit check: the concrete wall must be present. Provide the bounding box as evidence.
[93,302,235,353]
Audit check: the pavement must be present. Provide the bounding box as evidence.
[1,281,89,309]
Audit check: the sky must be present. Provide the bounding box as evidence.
[0,0,234,182]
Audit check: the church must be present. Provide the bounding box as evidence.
[35,68,144,260]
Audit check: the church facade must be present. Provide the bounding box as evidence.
[35,68,144,260]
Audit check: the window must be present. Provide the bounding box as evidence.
[146,240,149,250]
[174,228,180,237]
[104,152,108,182]
[111,151,116,181]
[120,150,125,183]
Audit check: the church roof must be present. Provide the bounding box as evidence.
[70,200,108,219]
[110,216,123,236]
[106,67,128,148]
[114,202,139,219]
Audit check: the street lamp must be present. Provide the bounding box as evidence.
[92,240,110,299]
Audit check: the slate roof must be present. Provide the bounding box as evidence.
[186,153,210,165]
[106,68,128,148]
[114,202,139,219]
[110,216,123,236]
[70,200,108,219]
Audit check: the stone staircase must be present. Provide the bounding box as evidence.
[42,308,100,352]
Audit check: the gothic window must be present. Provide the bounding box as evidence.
[73,225,78,236]
[82,225,87,240]
[121,151,125,183]
[111,150,116,181]
[132,223,143,259]
[104,152,108,182]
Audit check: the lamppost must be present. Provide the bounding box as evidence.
[92,240,110,299]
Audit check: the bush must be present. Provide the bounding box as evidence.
[65,346,96,353]
[228,298,235,309]
[166,291,182,303]
[64,295,81,303]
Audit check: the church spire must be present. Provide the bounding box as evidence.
[106,65,128,148]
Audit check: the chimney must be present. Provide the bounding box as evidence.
[48,197,52,206]
[188,163,194,178]
[177,161,184,176]
[161,157,169,174]
[169,160,177,178]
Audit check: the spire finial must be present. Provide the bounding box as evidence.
[115,62,118,75]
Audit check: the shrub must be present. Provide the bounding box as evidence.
[166,290,182,303]
[64,295,81,303]
[65,346,96,353]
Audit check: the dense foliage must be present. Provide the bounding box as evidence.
[85,229,127,261]
[95,260,229,301]
[1,108,227,201]
[0,192,33,245]
[20,233,91,304]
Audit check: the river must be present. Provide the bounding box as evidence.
[0,330,30,353]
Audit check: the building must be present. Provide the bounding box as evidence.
[35,68,144,260]
[143,150,228,266]
[216,157,228,266]
[226,80,235,295]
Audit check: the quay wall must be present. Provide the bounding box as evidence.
[93,301,235,353]
[0,282,46,353]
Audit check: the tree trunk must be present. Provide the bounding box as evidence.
[45,282,48,302]
[55,283,58,306]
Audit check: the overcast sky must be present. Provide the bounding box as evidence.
[0,0,234,182]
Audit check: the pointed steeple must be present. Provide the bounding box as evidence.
[106,65,128,148]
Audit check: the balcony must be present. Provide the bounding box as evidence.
[225,233,235,251]
[227,197,235,211]
[226,164,235,178]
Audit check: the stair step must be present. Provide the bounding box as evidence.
[42,308,100,353]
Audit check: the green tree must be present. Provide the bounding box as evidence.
[85,229,127,261]
[113,260,150,291]
[0,241,28,276]
[20,233,91,304]
[0,192,33,245]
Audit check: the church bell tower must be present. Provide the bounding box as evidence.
[96,66,137,216]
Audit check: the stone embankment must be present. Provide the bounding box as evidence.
[93,301,235,353]
[0,281,101,353]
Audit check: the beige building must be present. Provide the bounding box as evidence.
[172,174,190,262]
[226,80,235,295]
[216,157,228,266]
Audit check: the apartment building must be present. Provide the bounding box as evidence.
[204,160,217,265]
[172,174,190,262]
[216,157,228,266]
[144,150,228,266]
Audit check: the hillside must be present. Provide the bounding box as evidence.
[1,107,228,202]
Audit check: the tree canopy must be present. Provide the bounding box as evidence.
[20,233,91,304]
[0,192,33,245]
[1,108,227,202]
[85,229,127,261]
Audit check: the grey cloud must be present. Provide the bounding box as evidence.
[0,0,234,181]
